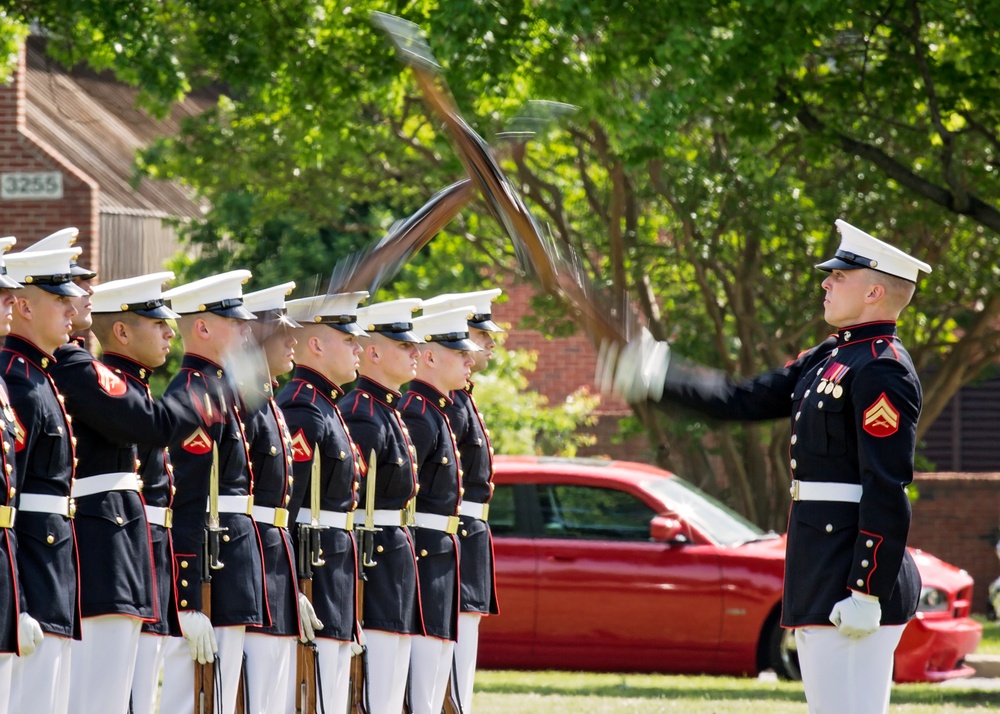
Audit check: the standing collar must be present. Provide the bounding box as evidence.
[102,352,155,383]
[2,334,58,367]
[355,375,402,408]
[407,379,453,410]
[291,365,344,402]
[835,321,897,345]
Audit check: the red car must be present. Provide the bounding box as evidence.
[478,456,981,683]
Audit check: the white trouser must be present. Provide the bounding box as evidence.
[454,612,482,712]
[243,632,295,714]
[308,639,353,714]
[132,633,167,714]
[409,636,455,714]
[158,626,246,714]
[69,614,143,714]
[11,633,72,714]
[364,630,411,714]
[0,653,12,714]
[796,624,906,714]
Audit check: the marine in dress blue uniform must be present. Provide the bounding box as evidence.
[1,246,88,714]
[603,219,931,714]
[0,237,43,714]
[422,289,504,713]
[53,267,201,714]
[157,270,267,714]
[401,306,480,714]
[280,290,369,712]
[339,298,424,714]
[240,282,311,714]
[61,272,197,713]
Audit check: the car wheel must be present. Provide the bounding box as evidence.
[766,620,801,681]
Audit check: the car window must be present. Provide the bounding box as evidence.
[641,476,767,546]
[537,484,655,541]
[487,483,517,536]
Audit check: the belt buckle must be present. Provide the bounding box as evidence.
[68,497,76,519]
[245,495,255,515]
[273,508,289,529]
[789,480,800,502]
[480,503,489,522]
[344,511,354,530]
[0,505,14,528]
[445,515,460,534]
[163,508,173,529]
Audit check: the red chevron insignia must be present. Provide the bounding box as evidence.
[182,426,213,454]
[863,393,900,437]
[94,362,127,396]
[290,429,313,463]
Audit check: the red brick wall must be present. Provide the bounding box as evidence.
[0,42,99,262]
[909,472,1000,613]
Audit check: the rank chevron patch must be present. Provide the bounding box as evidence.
[863,393,900,437]
[94,362,127,396]
[181,426,213,454]
[289,429,313,463]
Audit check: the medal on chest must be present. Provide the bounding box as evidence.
[816,361,850,399]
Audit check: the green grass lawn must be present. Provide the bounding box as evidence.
[471,671,998,713]
[973,614,1000,655]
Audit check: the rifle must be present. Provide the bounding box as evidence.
[349,450,381,714]
[296,449,327,713]
[195,443,226,714]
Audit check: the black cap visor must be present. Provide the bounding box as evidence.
[0,272,22,290]
[370,322,422,343]
[469,316,504,333]
[29,276,89,297]
[70,264,97,280]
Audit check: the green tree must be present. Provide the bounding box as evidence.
[5,2,1000,527]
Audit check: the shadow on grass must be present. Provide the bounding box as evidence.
[477,680,997,707]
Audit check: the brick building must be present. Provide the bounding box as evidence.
[0,37,209,277]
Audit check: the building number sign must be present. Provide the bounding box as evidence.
[1,172,64,200]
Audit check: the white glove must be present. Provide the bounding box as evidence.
[829,591,881,638]
[17,612,43,656]
[298,592,324,643]
[596,327,671,403]
[179,610,218,664]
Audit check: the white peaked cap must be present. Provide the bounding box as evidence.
[0,237,20,290]
[816,220,932,283]
[286,291,369,335]
[421,288,504,332]
[4,247,88,296]
[412,306,482,351]
[356,298,423,343]
[91,271,178,318]
[242,281,296,313]
[162,269,256,320]
[242,281,300,327]
[22,226,95,278]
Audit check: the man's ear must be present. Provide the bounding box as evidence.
[866,284,886,302]
[308,334,324,357]
[194,317,211,340]
[112,320,129,345]
[14,295,31,320]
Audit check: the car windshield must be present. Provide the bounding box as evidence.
[641,476,771,546]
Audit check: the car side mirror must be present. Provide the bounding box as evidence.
[650,515,684,543]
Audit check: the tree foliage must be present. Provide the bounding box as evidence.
[3,1,1000,527]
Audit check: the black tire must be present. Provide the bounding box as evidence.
[764,617,801,681]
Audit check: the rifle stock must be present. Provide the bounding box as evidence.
[348,576,367,714]
[295,579,318,713]
[194,582,215,714]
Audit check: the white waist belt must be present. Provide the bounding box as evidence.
[251,505,289,528]
[371,509,405,527]
[206,495,254,515]
[18,493,73,517]
[71,472,140,498]
[295,509,355,530]
[145,505,173,528]
[789,480,862,503]
[459,500,489,521]
[413,512,460,534]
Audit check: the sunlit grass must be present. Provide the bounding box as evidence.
[470,670,997,713]
[973,615,1000,655]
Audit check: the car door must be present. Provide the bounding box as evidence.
[531,481,724,672]
[475,482,540,668]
